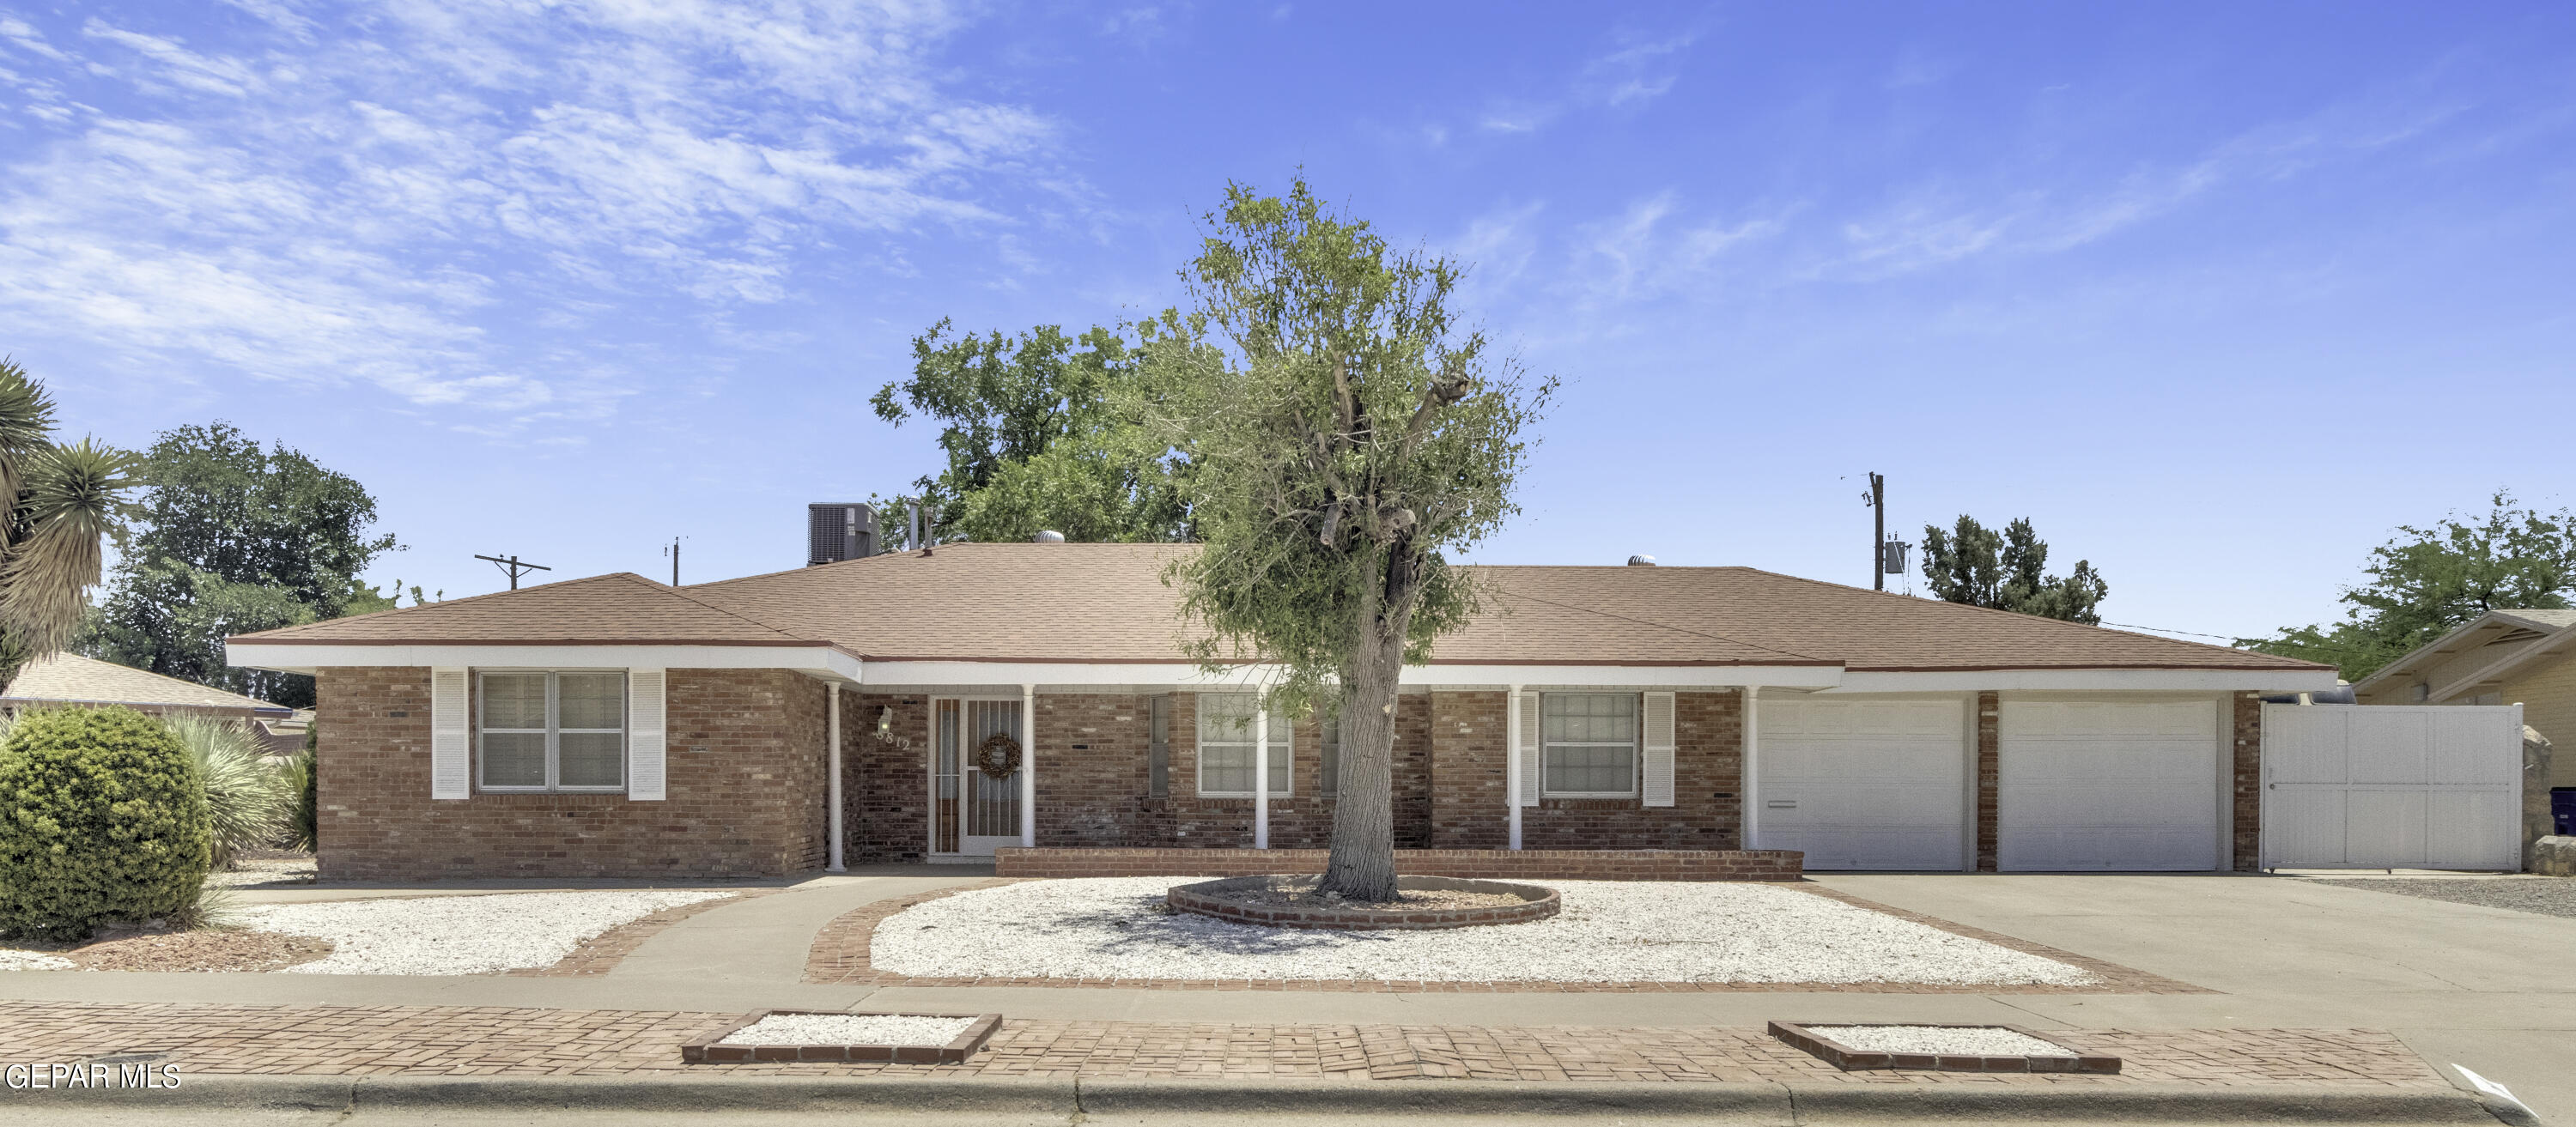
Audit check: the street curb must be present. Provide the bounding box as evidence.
[5,1074,2499,1122]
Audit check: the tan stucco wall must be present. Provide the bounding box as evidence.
[2496,647,2576,791]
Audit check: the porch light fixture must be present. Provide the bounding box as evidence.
[875,706,894,739]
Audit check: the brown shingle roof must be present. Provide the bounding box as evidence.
[3,653,289,713]
[230,572,821,647]
[236,542,2324,673]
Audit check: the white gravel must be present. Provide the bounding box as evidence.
[1819,1025,2075,1057]
[0,950,78,971]
[234,889,732,975]
[720,1014,976,1047]
[872,878,2095,986]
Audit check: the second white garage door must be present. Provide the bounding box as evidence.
[1999,700,2222,871]
[1758,698,1965,870]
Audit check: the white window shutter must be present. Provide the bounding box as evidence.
[1642,691,1675,808]
[628,670,667,801]
[430,668,470,800]
[1517,690,1541,806]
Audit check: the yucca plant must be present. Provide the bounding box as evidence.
[162,714,290,869]
[0,358,141,691]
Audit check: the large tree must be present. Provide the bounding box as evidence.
[872,318,1193,546]
[1920,515,2108,624]
[1152,179,1553,901]
[0,359,140,690]
[81,422,400,707]
[2239,493,2576,680]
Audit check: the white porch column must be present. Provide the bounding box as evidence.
[1506,684,1523,850]
[1019,683,1036,848]
[827,684,845,872]
[1742,685,1760,851]
[1254,706,1270,851]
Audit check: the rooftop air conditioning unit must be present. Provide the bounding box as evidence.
[807,503,877,566]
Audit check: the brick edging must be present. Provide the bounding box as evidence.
[994,847,1804,882]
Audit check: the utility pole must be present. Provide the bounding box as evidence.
[1865,472,1886,591]
[662,536,685,586]
[475,554,551,591]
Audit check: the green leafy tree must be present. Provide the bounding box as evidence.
[1920,515,2108,624]
[872,319,1193,546]
[1152,178,1553,901]
[0,360,142,690]
[2239,493,2576,680]
[80,422,399,707]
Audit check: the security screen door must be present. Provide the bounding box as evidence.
[932,697,1023,856]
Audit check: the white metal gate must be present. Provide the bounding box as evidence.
[2261,704,2523,870]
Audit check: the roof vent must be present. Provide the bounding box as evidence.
[807,503,878,566]
[1627,554,1657,567]
[1032,530,1066,543]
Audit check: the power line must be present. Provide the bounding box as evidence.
[2099,621,2240,640]
[476,554,551,591]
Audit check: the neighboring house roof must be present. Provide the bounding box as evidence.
[233,543,2324,674]
[2354,607,2576,702]
[2,652,292,717]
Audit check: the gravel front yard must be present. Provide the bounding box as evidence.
[720,1014,976,1047]
[1820,1025,2073,1056]
[2309,877,2576,920]
[872,878,2096,986]
[236,890,734,975]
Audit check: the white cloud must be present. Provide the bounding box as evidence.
[0,2,1060,431]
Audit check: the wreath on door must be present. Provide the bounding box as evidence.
[974,732,1023,780]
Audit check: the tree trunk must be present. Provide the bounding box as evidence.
[1317,621,1406,901]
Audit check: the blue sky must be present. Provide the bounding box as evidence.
[5,2,2573,644]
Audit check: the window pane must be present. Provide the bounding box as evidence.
[1197,693,1254,741]
[483,732,545,788]
[1200,745,1253,794]
[1543,694,1636,743]
[557,673,624,730]
[558,732,623,788]
[483,674,546,730]
[1545,745,1634,794]
[1268,748,1291,794]
[1319,714,1339,797]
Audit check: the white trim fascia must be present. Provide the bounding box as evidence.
[227,643,860,682]
[1820,669,2338,694]
[847,661,1842,690]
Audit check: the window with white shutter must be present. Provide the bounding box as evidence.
[430,668,470,800]
[1641,691,1676,808]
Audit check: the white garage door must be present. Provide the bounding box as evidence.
[2262,704,2522,870]
[2000,700,2221,871]
[1758,698,1965,870]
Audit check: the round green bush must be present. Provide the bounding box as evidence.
[0,706,212,941]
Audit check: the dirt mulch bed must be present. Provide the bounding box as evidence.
[61,930,332,973]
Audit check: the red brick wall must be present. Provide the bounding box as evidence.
[315,667,829,880]
[1429,691,1508,849]
[1974,690,2000,872]
[2232,692,2263,871]
[1521,690,1743,850]
[995,846,1803,882]
[841,693,929,860]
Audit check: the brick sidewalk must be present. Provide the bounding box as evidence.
[0,1002,2444,1088]
[804,879,2203,994]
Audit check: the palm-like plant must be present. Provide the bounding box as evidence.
[163,714,292,869]
[0,358,139,690]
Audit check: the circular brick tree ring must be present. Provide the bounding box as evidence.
[1166,875,1560,930]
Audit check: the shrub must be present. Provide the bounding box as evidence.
[285,726,317,853]
[0,706,212,941]
[163,715,289,869]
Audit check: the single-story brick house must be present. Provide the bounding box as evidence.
[226,542,2335,880]
[2350,609,2576,789]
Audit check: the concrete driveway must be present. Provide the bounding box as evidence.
[1810,872,2573,1124]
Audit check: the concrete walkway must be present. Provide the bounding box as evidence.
[613,874,987,983]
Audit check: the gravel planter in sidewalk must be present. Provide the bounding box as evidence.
[235,889,734,975]
[721,1014,979,1046]
[872,877,2096,985]
[1819,1025,2074,1056]
[2308,877,2576,919]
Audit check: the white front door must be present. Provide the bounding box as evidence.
[1999,699,2221,871]
[1758,697,1967,870]
[932,697,1024,857]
